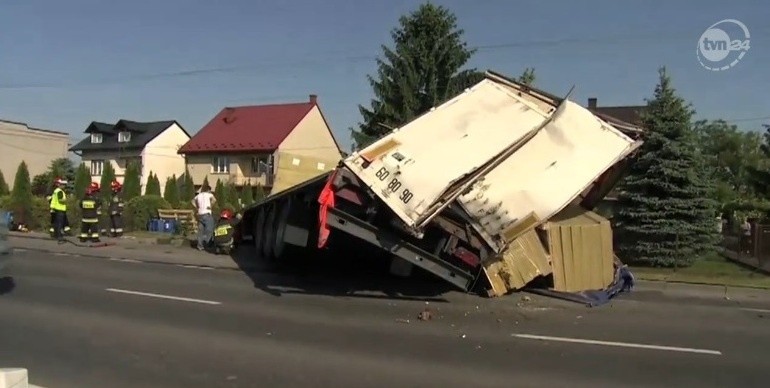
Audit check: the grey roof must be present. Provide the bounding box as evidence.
[69,119,182,152]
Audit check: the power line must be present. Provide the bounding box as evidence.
[3,27,768,90]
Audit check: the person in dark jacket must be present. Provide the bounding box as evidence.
[79,182,102,243]
[107,180,125,237]
[212,209,237,254]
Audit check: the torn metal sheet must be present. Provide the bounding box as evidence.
[342,79,555,230]
[457,101,640,253]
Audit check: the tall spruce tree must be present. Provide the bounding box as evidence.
[99,162,116,204]
[518,68,536,86]
[350,2,482,148]
[10,161,33,224]
[0,169,9,196]
[73,163,91,198]
[163,175,180,206]
[179,170,196,202]
[145,172,162,196]
[121,161,142,202]
[240,182,254,207]
[614,67,719,267]
[214,179,226,204]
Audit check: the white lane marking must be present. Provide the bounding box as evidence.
[109,257,141,263]
[105,288,221,305]
[178,264,214,270]
[512,333,722,356]
[741,308,770,314]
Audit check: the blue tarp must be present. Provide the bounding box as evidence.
[525,265,635,307]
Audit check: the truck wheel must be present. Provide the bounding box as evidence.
[262,203,276,260]
[273,197,292,259]
[254,208,266,257]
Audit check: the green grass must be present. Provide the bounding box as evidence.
[630,253,770,289]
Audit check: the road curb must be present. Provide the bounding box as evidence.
[9,240,269,273]
[633,277,770,291]
[8,231,183,246]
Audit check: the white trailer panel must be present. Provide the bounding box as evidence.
[458,100,640,252]
[344,79,554,229]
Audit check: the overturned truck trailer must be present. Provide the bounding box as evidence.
[238,70,644,298]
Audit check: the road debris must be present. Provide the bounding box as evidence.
[418,308,433,321]
[395,318,410,324]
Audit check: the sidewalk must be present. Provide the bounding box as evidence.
[723,249,770,275]
[7,231,267,271]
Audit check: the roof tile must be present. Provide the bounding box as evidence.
[178,100,315,154]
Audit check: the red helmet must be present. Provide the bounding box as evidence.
[54,177,67,186]
[219,209,233,220]
[86,182,100,195]
[110,180,122,191]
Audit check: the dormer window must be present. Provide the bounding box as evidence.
[90,133,103,143]
[118,131,131,143]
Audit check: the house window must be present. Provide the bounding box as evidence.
[91,133,103,143]
[90,160,104,176]
[251,155,273,174]
[212,156,229,174]
[118,131,131,143]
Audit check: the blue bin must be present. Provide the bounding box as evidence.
[1,211,12,225]
[162,220,177,234]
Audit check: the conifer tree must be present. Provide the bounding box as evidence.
[163,175,180,207]
[614,67,719,267]
[121,161,142,202]
[0,169,8,196]
[73,163,91,198]
[350,3,483,148]
[10,161,33,224]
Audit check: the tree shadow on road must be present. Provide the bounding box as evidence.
[228,242,458,303]
[0,276,15,295]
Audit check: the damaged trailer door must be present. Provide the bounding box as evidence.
[343,79,556,232]
[457,100,643,253]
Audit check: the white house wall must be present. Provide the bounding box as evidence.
[142,122,190,196]
[0,121,69,189]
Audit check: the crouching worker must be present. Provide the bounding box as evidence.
[79,182,102,243]
[212,209,237,254]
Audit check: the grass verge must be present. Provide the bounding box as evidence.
[630,252,770,289]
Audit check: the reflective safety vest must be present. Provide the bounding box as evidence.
[50,188,67,211]
[213,222,234,245]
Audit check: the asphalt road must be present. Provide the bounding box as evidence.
[2,249,770,388]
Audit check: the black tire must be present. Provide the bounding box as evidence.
[254,208,266,257]
[262,203,276,260]
[273,197,292,259]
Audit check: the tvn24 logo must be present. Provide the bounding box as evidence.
[697,19,751,71]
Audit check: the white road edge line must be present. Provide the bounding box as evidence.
[105,288,221,305]
[109,258,142,263]
[512,334,722,356]
[178,264,214,270]
[741,307,770,314]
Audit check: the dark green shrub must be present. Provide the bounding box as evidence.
[124,195,171,232]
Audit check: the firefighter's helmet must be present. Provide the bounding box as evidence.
[219,209,234,220]
[110,180,122,191]
[54,177,67,186]
[86,182,100,195]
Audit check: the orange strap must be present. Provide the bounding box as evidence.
[317,172,337,248]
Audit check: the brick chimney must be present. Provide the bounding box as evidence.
[588,97,597,109]
[309,94,318,104]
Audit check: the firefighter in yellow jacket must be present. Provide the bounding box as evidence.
[47,177,71,237]
[79,182,102,243]
[48,177,68,243]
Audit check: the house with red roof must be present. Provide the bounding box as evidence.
[178,94,342,192]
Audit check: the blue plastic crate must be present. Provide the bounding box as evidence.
[162,220,177,234]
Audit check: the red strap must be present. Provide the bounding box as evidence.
[317,172,337,248]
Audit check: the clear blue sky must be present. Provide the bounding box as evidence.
[1,0,768,152]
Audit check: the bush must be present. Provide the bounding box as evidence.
[124,195,171,232]
[164,175,180,206]
[0,170,8,196]
[1,194,48,230]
